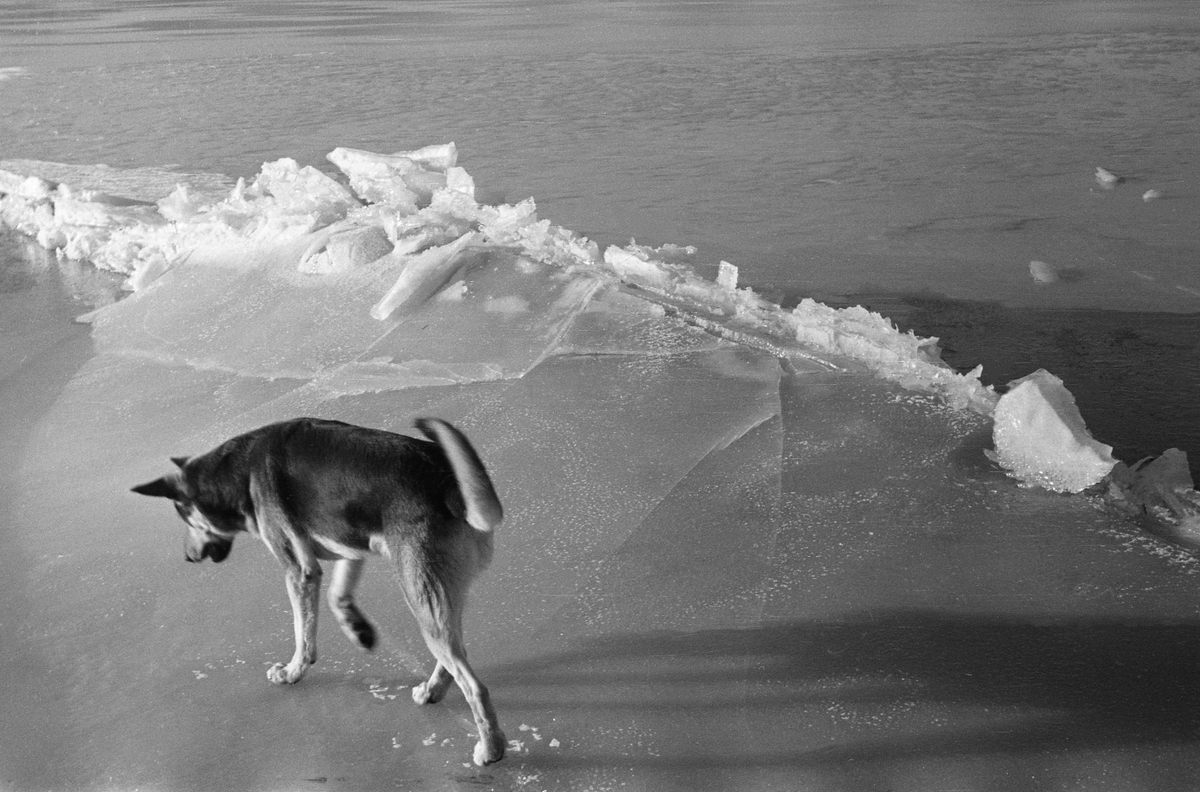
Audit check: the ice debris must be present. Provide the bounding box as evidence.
[1094,167,1123,188]
[989,369,1116,493]
[1029,260,1058,284]
[1106,449,1200,548]
[1142,189,1163,202]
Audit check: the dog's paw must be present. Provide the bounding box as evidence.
[411,680,446,705]
[473,732,506,766]
[348,618,377,651]
[267,661,307,685]
[334,604,377,651]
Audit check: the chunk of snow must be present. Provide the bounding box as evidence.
[1142,189,1163,201]
[991,369,1116,493]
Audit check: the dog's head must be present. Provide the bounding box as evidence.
[131,457,238,563]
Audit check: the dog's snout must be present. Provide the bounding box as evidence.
[204,540,232,563]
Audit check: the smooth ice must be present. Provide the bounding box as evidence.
[3,152,1200,790]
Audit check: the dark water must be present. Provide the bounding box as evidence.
[829,293,1200,476]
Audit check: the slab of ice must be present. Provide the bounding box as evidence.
[990,369,1117,493]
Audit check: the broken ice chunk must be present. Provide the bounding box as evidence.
[297,224,394,275]
[370,231,479,320]
[445,166,475,199]
[1028,260,1058,284]
[716,260,738,290]
[1106,449,1200,545]
[1094,167,1123,188]
[327,145,457,212]
[990,369,1116,493]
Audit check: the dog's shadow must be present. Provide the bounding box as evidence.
[489,608,1200,770]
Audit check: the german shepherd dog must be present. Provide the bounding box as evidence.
[132,417,507,766]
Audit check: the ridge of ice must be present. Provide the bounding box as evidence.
[2,144,1191,507]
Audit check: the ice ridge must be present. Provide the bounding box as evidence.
[1,145,1197,524]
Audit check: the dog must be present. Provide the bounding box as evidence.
[132,417,507,766]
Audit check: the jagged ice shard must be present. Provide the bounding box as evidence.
[4,144,1200,788]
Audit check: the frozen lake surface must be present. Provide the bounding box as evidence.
[2,2,1200,790]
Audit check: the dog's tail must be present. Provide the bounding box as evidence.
[416,418,503,533]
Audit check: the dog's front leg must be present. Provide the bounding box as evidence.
[329,558,377,650]
[268,564,322,684]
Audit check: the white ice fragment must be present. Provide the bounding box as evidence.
[991,369,1116,493]
[422,733,438,746]
[400,142,458,171]
[717,260,738,290]
[297,224,393,275]
[1095,167,1123,188]
[603,246,675,289]
[370,230,479,320]
[435,280,467,302]
[327,145,457,211]
[445,166,475,199]
[250,158,359,229]
[1029,260,1058,284]
[1142,189,1163,201]
[549,738,561,748]
[125,251,171,291]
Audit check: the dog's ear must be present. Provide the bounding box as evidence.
[171,456,189,469]
[131,475,183,500]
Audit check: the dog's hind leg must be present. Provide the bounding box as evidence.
[328,558,377,650]
[412,661,453,704]
[400,569,505,765]
[417,623,506,766]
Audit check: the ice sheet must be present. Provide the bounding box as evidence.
[5,147,1200,788]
